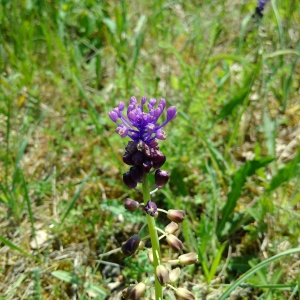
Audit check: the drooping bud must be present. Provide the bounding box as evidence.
[130,166,143,183]
[115,126,128,138]
[156,265,170,286]
[166,106,177,121]
[123,152,134,165]
[147,250,154,265]
[178,252,198,265]
[121,234,140,257]
[125,141,138,154]
[167,210,185,223]
[165,222,179,234]
[142,144,151,157]
[124,198,140,212]
[166,234,183,252]
[175,288,196,300]
[142,160,153,173]
[152,155,166,169]
[127,282,147,300]
[169,267,181,282]
[151,149,165,162]
[123,172,137,189]
[144,201,157,217]
[132,151,144,165]
[155,169,169,189]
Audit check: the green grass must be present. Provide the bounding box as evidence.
[0,0,300,299]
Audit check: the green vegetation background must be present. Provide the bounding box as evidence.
[0,0,299,299]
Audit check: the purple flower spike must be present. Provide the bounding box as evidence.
[144,200,157,217]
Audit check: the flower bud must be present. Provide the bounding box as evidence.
[169,267,181,282]
[167,106,177,121]
[123,152,134,165]
[151,149,165,163]
[128,282,146,300]
[165,222,179,234]
[123,172,137,189]
[124,198,140,212]
[156,265,170,286]
[142,160,153,173]
[178,252,198,265]
[142,144,151,157]
[175,288,195,300]
[144,200,157,217]
[152,155,166,169]
[125,141,138,154]
[147,250,154,265]
[130,166,143,183]
[132,151,144,165]
[167,210,185,223]
[155,169,169,189]
[121,234,140,257]
[166,234,183,252]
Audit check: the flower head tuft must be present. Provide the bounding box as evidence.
[108,96,177,143]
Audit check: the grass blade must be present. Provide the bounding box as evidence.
[219,247,300,300]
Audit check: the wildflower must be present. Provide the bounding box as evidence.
[167,210,185,223]
[121,234,141,257]
[144,200,157,217]
[124,198,140,212]
[178,252,198,265]
[109,96,177,187]
[166,234,184,252]
[175,287,196,300]
[165,222,179,234]
[169,268,181,282]
[155,169,169,189]
[156,265,170,286]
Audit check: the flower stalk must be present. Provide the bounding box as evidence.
[142,172,163,300]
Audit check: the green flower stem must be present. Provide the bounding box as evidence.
[142,173,163,300]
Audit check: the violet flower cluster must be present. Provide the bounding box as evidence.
[109,96,176,191]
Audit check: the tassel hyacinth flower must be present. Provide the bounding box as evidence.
[108,96,196,300]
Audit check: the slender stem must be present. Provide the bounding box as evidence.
[142,173,163,300]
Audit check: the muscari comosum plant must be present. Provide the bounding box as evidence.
[107,96,197,300]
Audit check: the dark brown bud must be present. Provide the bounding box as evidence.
[132,151,144,165]
[165,222,179,234]
[151,149,165,163]
[154,169,169,189]
[166,234,183,252]
[142,159,153,173]
[121,234,140,257]
[167,210,185,223]
[123,172,137,189]
[142,144,151,157]
[125,141,138,154]
[175,288,196,300]
[129,166,143,182]
[123,152,134,165]
[152,155,166,169]
[178,252,198,265]
[124,198,140,212]
[156,265,170,286]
